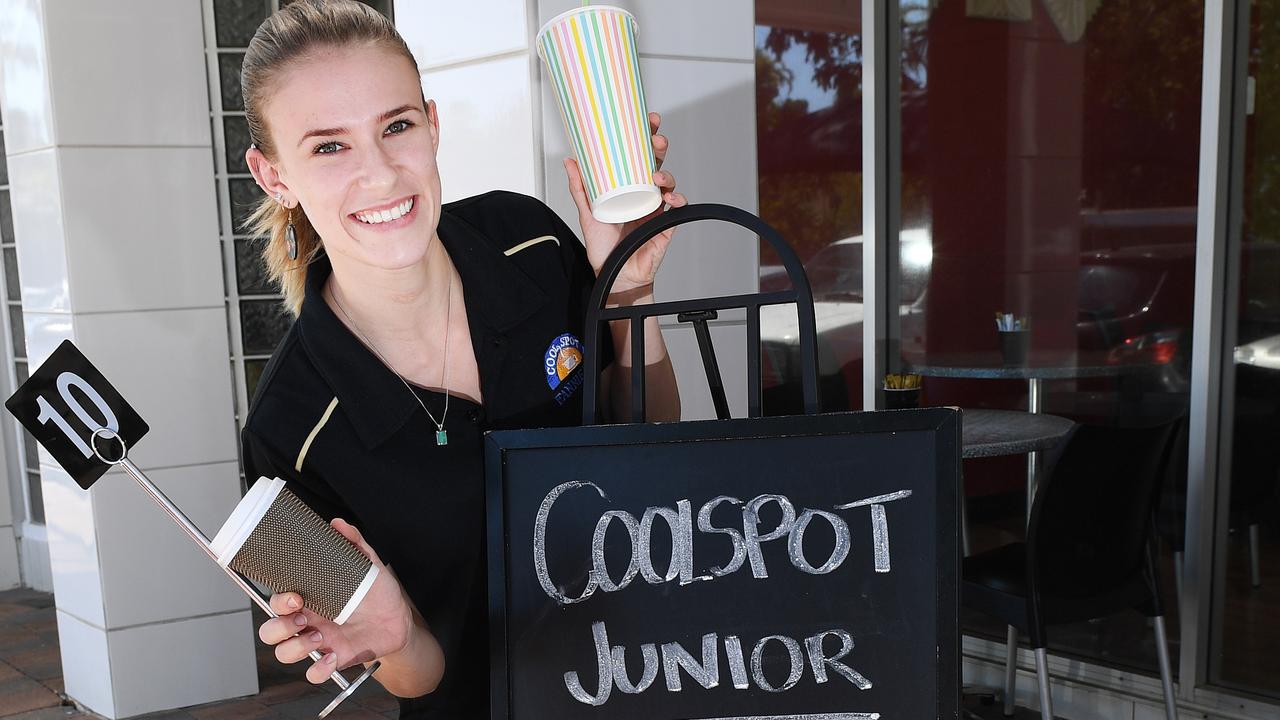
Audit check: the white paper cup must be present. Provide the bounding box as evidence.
[537,5,662,224]
[211,477,377,624]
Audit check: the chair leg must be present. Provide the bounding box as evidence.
[1249,524,1262,588]
[1173,550,1184,602]
[1034,648,1054,720]
[1153,615,1178,720]
[1003,625,1017,716]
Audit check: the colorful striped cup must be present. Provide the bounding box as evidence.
[537,5,661,224]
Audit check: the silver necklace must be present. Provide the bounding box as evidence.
[331,272,454,446]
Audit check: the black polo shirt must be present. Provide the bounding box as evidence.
[240,190,613,719]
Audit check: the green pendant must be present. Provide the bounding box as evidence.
[436,429,448,446]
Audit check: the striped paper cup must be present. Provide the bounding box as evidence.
[537,5,661,224]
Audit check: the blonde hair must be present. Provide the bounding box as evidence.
[241,0,419,315]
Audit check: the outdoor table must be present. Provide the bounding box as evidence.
[905,352,1134,413]
[905,354,1133,519]
[955,408,1075,555]
[960,408,1075,459]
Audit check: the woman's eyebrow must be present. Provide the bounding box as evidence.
[296,105,422,148]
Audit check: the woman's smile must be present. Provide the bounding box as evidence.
[350,194,418,231]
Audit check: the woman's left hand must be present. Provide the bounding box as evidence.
[564,111,688,293]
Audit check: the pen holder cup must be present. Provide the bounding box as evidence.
[999,330,1030,367]
[883,387,921,410]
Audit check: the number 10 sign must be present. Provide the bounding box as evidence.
[5,340,149,488]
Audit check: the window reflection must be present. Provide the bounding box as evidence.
[1213,0,1280,698]
[755,0,864,414]
[898,0,1204,681]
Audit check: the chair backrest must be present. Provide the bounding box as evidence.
[1027,418,1182,598]
[581,204,821,423]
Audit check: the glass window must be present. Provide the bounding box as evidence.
[23,429,38,472]
[1,109,40,527]
[245,358,269,401]
[897,0,1204,678]
[234,237,274,296]
[4,247,19,302]
[1211,0,1280,699]
[9,304,25,358]
[223,115,252,175]
[0,189,13,245]
[26,471,43,525]
[214,0,270,48]
[355,0,391,16]
[218,53,245,112]
[240,299,292,355]
[755,0,864,415]
[229,177,264,234]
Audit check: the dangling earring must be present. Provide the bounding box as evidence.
[286,207,298,261]
[276,192,298,261]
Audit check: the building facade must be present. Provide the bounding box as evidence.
[0,1,1276,719]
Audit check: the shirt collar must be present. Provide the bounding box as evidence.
[296,209,547,449]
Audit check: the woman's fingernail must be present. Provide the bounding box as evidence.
[325,653,336,665]
[310,631,322,643]
[287,596,299,609]
[293,614,307,627]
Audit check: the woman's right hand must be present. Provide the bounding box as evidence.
[257,518,417,683]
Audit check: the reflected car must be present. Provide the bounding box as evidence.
[759,222,1277,412]
[1076,243,1196,394]
[758,230,1214,410]
[758,229,932,411]
[1236,334,1280,371]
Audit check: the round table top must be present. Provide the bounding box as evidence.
[961,408,1075,459]
[904,353,1143,380]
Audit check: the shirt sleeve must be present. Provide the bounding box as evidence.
[240,426,353,524]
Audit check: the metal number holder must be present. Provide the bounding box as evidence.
[89,428,379,718]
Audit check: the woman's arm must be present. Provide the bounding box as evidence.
[243,433,443,695]
[602,285,680,422]
[258,519,444,697]
[562,111,686,422]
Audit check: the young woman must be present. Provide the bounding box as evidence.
[237,1,684,716]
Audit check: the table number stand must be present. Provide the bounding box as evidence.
[4,341,378,718]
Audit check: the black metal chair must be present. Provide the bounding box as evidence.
[962,420,1182,720]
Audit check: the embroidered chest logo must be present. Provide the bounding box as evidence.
[544,333,585,406]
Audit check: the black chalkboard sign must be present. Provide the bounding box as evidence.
[486,408,960,720]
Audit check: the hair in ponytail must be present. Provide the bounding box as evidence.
[242,197,322,316]
[240,0,418,315]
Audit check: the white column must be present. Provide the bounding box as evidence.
[0,59,28,594]
[0,1,256,717]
